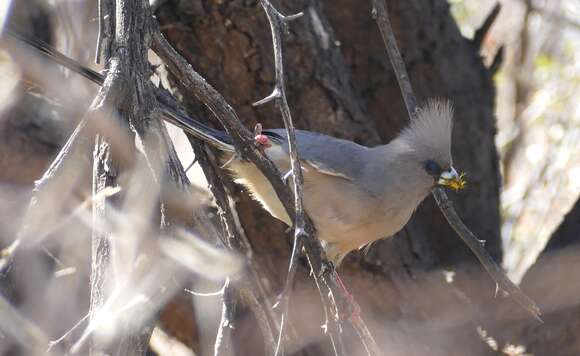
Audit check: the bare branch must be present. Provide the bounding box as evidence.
[371,0,541,322]
[473,3,501,50]
[371,0,417,117]
[88,2,145,349]
[213,278,235,356]
[253,2,312,355]
[432,188,541,321]
[87,0,192,353]
[255,2,384,355]
[489,45,504,75]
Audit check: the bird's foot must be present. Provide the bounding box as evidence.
[254,123,271,148]
[333,271,362,322]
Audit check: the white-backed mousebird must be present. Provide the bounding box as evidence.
[4,30,466,266]
[209,100,465,265]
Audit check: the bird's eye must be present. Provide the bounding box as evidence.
[424,160,441,176]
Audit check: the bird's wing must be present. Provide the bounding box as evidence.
[264,129,369,181]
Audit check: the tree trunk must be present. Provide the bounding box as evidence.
[156,0,501,355]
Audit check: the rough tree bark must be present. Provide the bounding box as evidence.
[156,0,502,355]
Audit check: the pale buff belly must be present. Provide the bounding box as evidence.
[226,155,416,262]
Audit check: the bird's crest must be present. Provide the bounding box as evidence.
[399,99,454,162]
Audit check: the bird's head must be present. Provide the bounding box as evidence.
[399,99,466,192]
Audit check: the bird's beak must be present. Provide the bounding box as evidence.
[437,167,466,191]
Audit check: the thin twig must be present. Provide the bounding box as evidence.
[255,2,380,355]
[473,3,501,50]
[47,313,90,352]
[95,0,104,64]
[252,2,311,355]
[371,0,541,322]
[257,1,381,355]
[489,46,504,75]
[431,188,541,321]
[314,269,346,356]
[371,0,417,117]
[213,278,235,356]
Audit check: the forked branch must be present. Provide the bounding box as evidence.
[252,2,311,355]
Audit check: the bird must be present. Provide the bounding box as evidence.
[214,100,465,266]
[5,30,465,266]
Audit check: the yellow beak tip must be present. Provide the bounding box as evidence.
[440,172,467,191]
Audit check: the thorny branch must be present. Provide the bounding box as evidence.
[152,23,280,356]
[257,1,381,355]
[253,2,336,356]
[371,0,542,322]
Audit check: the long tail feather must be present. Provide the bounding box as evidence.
[2,28,235,152]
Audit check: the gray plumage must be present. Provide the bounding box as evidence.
[216,99,459,265]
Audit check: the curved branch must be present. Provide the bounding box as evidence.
[371,0,541,322]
